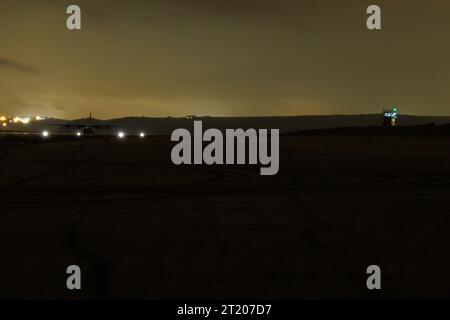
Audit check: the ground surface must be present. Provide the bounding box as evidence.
[0,134,449,299]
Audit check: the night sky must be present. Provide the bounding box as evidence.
[1,0,450,118]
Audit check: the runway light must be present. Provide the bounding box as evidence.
[117,131,125,139]
[42,130,49,137]
[76,131,82,137]
[139,132,145,138]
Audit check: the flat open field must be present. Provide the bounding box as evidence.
[0,134,450,299]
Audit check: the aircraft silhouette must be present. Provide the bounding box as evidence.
[52,113,117,135]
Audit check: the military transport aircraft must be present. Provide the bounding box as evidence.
[52,113,117,135]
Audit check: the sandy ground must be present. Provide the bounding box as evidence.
[0,134,450,299]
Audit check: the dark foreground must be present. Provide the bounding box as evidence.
[0,134,449,299]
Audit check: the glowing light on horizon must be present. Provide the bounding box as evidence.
[42,130,49,137]
[13,117,31,124]
[139,132,145,138]
[117,131,125,139]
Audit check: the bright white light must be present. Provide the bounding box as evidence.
[42,130,49,137]
[2,123,6,127]
[117,131,125,139]
[139,132,145,138]
[76,132,82,137]
[13,117,31,124]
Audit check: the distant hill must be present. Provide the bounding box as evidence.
[4,114,450,135]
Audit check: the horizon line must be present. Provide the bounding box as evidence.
[40,113,450,121]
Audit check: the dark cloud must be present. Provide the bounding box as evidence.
[53,104,66,111]
[8,99,31,108]
[0,58,38,74]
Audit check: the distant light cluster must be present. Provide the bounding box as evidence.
[383,107,398,127]
[1,115,45,128]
